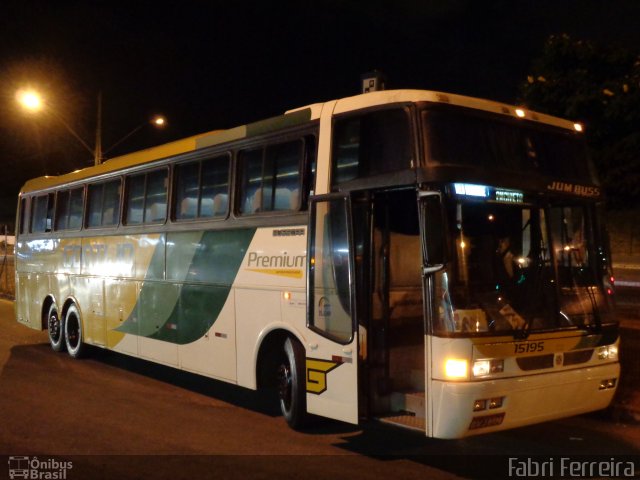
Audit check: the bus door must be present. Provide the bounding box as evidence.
[368,189,427,432]
[305,193,359,424]
[418,190,447,437]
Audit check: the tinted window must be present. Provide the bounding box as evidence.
[18,198,27,235]
[30,194,54,233]
[332,108,412,185]
[125,169,168,225]
[423,108,595,184]
[309,196,353,343]
[55,187,84,231]
[174,155,229,220]
[87,179,121,228]
[239,139,302,214]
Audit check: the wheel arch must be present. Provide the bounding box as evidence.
[61,296,82,324]
[40,295,57,330]
[255,326,306,391]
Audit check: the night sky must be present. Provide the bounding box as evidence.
[1,0,638,223]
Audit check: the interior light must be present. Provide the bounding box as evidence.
[445,359,468,379]
[515,109,526,118]
[574,123,583,132]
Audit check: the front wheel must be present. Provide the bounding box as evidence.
[277,337,307,429]
[47,303,66,352]
[64,304,86,359]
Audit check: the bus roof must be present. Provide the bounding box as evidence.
[21,89,579,194]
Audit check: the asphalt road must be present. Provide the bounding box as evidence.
[1,299,639,480]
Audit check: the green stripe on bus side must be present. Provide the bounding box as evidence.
[116,228,256,345]
[245,109,312,138]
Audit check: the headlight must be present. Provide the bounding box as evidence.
[445,359,468,379]
[597,345,618,361]
[472,359,504,377]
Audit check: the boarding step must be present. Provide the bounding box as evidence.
[390,390,425,418]
[389,368,425,391]
[378,413,426,432]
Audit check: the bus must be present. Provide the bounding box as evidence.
[15,89,620,439]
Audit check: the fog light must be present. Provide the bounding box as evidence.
[489,397,504,409]
[473,399,487,412]
[599,378,618,390]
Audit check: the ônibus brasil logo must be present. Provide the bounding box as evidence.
[8,456,73,480]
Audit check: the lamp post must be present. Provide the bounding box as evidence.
[15,88,166,167]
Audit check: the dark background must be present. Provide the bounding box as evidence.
[1,0,638,224]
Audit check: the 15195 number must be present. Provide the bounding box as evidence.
[514,341,545,354]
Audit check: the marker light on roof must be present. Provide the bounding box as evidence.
[454,183,489,198]
[574,123,583,132]
[515,109,526,118]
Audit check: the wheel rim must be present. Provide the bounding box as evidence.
[48,311,61,343]
[277,362,292,411]
[67,313,80,350]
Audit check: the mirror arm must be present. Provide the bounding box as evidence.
[423,264,445,275]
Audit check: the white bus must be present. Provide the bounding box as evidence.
[15,89,620,438]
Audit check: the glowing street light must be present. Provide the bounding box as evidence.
[16,89,43,112]
[15,86,166,166]
[102,115,167,157]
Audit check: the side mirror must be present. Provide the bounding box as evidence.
[419,191,446,274]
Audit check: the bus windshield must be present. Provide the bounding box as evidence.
[422,106,597,184]
[434,196,614,336]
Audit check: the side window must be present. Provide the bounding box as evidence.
[174,155,230,221]
[332,108,412,185]
[18,197,28,235]
[55,187,84,231]
[125,169,168,225]
[238,139,303,215]
[30,193,54,233]
[87,179,121,228]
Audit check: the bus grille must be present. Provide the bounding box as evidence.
[516,354,554,370]
[562,349,594,365]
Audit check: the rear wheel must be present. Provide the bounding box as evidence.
[64,304,86,358]
[277,337,307,429]
[47,303,65,352]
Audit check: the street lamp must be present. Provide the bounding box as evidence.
[15,89,43,112]
[15,87,166,167]
[102,115,167,158]
[16,88,96,162]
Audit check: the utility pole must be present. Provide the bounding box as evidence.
[94,92,103,166]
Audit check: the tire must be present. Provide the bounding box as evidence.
[277,337,307,429]
[47,302,66,352]
[64,304,86,359]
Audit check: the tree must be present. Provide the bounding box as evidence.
[519,34,640,207]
